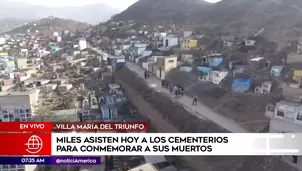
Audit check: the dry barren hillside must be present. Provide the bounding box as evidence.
[4,17,90,36]
[113,0,302,49]
[112,0,211,23]
[204,0,302,49]
[0,18,32,33]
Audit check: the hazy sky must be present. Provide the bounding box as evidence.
[7,0,221,10]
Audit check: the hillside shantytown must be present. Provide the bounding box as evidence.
[0,0,302,170]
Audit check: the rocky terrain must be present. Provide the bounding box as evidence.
[4,17,90,36]
[112,0,211,23]
[204,0,302,49]
[113,0,302,49]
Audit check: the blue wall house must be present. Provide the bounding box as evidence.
[179,66,193,72]
[197,66,212,81]
[197,66,212,73]
[232,76,252,92]
[108,56,126,71]
[197,66,228,85]
[201,54,224,67]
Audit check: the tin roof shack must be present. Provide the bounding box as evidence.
[249,57,269,69]
[265,100,302,133]
[232,76,252,92]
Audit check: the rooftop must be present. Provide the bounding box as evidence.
[129,163,157,171]
[277,100,301,108]
[250,57,264,61]
[0,89,39,96]
[144,156,166,165]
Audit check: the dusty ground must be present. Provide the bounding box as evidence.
[115,66,298,171]
[166,69,281,132]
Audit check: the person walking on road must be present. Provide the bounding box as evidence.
[180,86,184,97]
[168,82,174,94]
[292,156,298,163]
[144,70,148,79]
[161,80,165,87]
[175,87,180,98]
[192,95,198,105]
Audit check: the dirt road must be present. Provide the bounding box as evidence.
[115,67,298,171]
[117,78,220,170]
[125,62,247,133]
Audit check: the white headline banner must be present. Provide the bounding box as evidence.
[51,133,301,156]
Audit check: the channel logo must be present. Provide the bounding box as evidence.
[25,135,43,154]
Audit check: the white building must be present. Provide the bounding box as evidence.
[265,100,302,165]
[0,37,5,45]
[79,39,87,50]
[199,70,229,85]
[0,89,40,122]
[0,89,40,171]
[57,36,62,42]
[244,39,256,46]
[265,100,302,133]
[53,32,59,37]
[163,35,178,48]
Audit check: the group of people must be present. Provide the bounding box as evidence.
[144,70,198,105]
[161,80,184,97]
[161,79,198,105]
